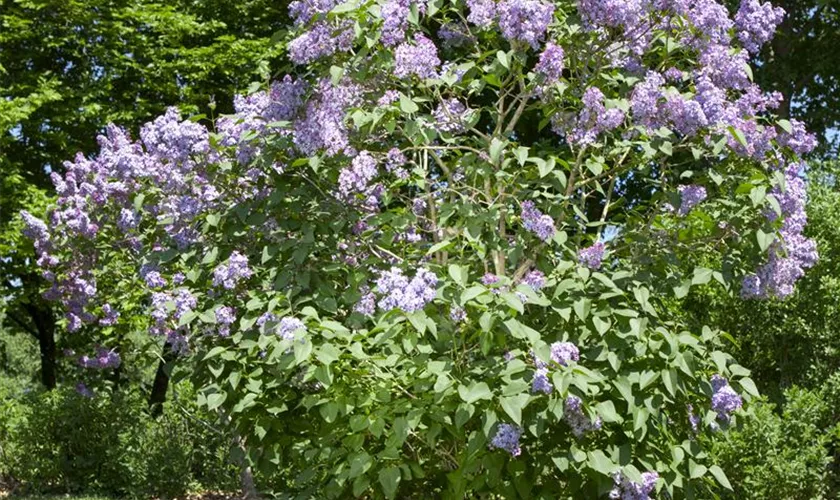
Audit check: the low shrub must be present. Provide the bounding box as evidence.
[713,385,837,499]
[1,384,237,497]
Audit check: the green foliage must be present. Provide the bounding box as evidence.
[672,161,840,496]
[0,385,237,497]
[0,0,290,376]
[712,385,837,499]
[681,161,840,399]
[0,323,39,385]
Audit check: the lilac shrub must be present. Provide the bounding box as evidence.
[20,0,810,497]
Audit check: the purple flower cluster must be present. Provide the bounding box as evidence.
[141,107,211,166]
[378,90,400,107]
[742,161,817,299]
[698,44,751,90]
[215,305,236,337]
[212,251,253,289]
[680,0,734,44]
[578,241,605,270]
[632,72,713,137]
[99,304,120,326]
[449,306,467,322]
[534,42,565,84]
[521,201,555,242]
[630,72,666,129]
[735,0,785,53]
[25,104,248,323]
[380,0,417,46]
[521,270,545,291]
[354,290,377,315]
[394,34,441,79]
[677,185,707,215]
[550,341,579,366]
[339,151,379,199]
[375,267,438,313]
[579,0,797,161]
[288,0,342,26]
[433,98,469,133]
[278,317,306,341]
[664,67,684,82]
[141,264,167,289]
[294,78,362,157]
[778,119,817,156]
[76,382,94,398]
[663,92,709,136]
[256,312,278,330]
[531,341,579,394]
[466,0,497,27]
[578,0,643,29]
[555,87,625,146]
[489,423,522,457]
[20,210,50,244]
[710,374,743,422]
[150,289,196,332]
[497,0,554,49]
[481,273,500,286]
[385,148,410,179]
[289,20,355,65]
[78,347,121,369]
[217,76,307,164]
[609,471,659,500]
[465,0,553,49]
[148,289,194,353]
[687,404,701,432]
[565,395,602,437]
[287,0,356,63]
[532,365,552,394]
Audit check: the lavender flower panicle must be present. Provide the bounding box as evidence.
[678,184,708,215]
[466,0,497,27]
[212,251,253,289]
[610,471,659,500]
[564,395,602,437]
[450,306,467,322]
[710,374,743,422]
[550,341,579,366]
[521,201,556,242]
[578,241,605,270]
[215,305,236,337]
[433,98,469,133]
[375,267,438,313]
[489,423,522,457]
[394,33,441,79]
[278,317,306,341]
[735,0,785,54]
[522,270,545,291]
[532,367,552,394]
[497,0,554,49]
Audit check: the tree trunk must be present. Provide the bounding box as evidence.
[236,435,260,499]
[148,341,176,417]
[24,302,56,390]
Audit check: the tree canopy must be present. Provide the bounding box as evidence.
[17,0,823,497]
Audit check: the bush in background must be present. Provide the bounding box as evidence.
[0,384,237,497]
[713,381,839,499]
